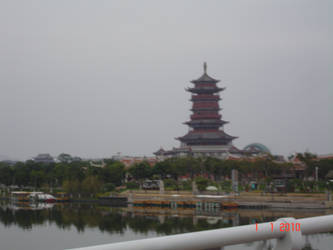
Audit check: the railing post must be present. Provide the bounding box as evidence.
[274,218,304,250]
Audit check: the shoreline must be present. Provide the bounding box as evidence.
[122,191,333,209]
[2,191,332,209]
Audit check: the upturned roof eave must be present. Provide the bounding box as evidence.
[190,73,220,83]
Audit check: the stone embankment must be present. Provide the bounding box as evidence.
[121,191,333,209]
[235,192,333,209]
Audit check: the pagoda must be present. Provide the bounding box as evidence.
[154,63,239,160]
[176,63,237,157]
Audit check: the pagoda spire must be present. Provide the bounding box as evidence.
[204,62,207,74]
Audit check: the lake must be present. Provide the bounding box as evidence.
[0,201,332,250]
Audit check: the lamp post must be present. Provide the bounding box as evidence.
[315,166,319,192]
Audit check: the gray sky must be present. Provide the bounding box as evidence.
[0,0,332,160]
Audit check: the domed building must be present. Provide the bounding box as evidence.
[243,143,271,155]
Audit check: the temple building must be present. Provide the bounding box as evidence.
[32,153,55,164]
[155,63,242,160]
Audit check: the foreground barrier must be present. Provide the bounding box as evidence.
[67,214,333,250]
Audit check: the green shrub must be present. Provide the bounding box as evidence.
[180,180,192,191]
[195,177,209,191]
[164,179,178,190]
[126,181,139,190]
[104,183,115,192]
[220,180,232,192]
[317,181,327,191]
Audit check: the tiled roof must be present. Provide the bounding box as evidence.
[191,72,220,83]
[178,131,237,141]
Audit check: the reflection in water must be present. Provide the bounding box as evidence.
[0,201,330,250]
[0,202,234,234]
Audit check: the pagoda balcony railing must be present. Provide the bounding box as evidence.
[192,103,219,108]
[187,87,224,94]
[185,122,227,126]
[185,139,232,145]
[191,95,220,101]
[185,120,227,128]
[192,94,220,98]
[67,215,333,250]
[191,114,221,120]
[191,129,220,132]
[190,99,221,103]
[194,83,217,88]
[189,126,221,130]
[191,107,220,111]
[185,119,225,124]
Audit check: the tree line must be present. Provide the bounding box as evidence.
[0,153,332,197]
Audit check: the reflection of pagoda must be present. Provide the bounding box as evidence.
[155,63,240,160]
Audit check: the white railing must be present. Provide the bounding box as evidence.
[67,214,333,250]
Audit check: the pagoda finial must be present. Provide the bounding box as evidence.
[203,62,207,74]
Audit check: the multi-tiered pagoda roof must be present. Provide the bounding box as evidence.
[177,63,237,146]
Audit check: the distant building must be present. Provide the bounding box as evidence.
[289,154,307,179]
[112,153,157,168]
[243,143,271,156]
[317,154,333,160]
[0,160,18,166]
[33,154,55,164]
[272,155,285,162]
[89,160,106,168]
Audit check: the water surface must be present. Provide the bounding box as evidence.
[0,201,332,250]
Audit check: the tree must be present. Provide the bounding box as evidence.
[128,162,152,182]
[62,180,81,197]
[182,157,200,179]
[297,152,317,177]
[195,176,209,191]
[81,176,103,197]
[164,179,178,190]
[57,153,73,163]
[64,163,85,182]
[12,162,30,187]
[220,180,232,192]
[101,162,125,186]
[31,170,45,188]
[153,161,171,179]
[0,163,12,186]
[317,159,333,179]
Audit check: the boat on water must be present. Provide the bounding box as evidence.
[10,191,57,203]
[29,192,57,203]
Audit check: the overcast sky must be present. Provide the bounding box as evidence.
[0,0,332,160]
